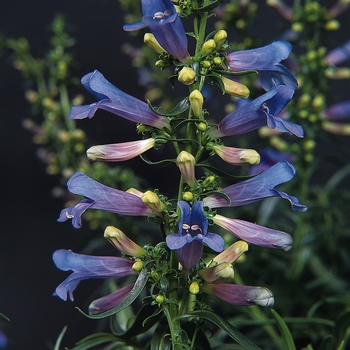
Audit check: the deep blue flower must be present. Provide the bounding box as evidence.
[227,41,297,90]
[0,330,7,350]
[68,70,171,130]
[58,172,157,228]
[123,0,190,62]
[166,201,225,270]
[207,85,304,138]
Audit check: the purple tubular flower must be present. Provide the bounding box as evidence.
[203,161,307,212]
[166,201,225,270]
[207,85,304,138]
[57,172,156,228]
[69,70,170,130]
[201,283,274,307]
[322,100,350,120]
[123,0,190,62]
[213,215,293,251]
[227,41,297,90]
[53,249,136,301]
[89,284,134,315]
[325,40,350,65]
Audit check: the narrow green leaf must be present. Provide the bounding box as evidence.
[318,334,334,350]
[271,309,296,350]
[147,97,189,117]
[54,326,67,350]
[150,322,172,350]
[71,333,120,350]
[178,310,262,350]
[0,312,10,322]
[334,310,350,348]
[76,269,148,319]
[193,0,223,12]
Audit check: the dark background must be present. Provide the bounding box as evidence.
[1,1,350,349]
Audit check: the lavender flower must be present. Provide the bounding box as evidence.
[227,41,297,90]
[69,70,171,130]
[166,201,225,270]
[207,85,304,138]
[123,0,190,62]
[58,172,157,228]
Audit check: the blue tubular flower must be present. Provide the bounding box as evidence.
[123,0,190,62]
[322,100,350,120]
[53,249,137,301]
[58,172,157,228]
[166,201,225,270]
[207,85,304,138]
[227,40,297,90]
[69,70,171,130]
[325,40,350,65]
[203,161,307,212]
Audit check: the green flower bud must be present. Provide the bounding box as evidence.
[197,122,207,132]
[144,33,166,54]
[201,60,211,68]
[132,261,144,272]
[178,67,196,85]
[202,175,215,187]
[213,30,227,50]
[324,20,340,31]
[189,281,200,295]
[141,190,167,213]
[292,22,304,32]
[201,39,216,55]
[182,191,193,201]
[213,57,222,65]
[189,89,204,118]
[155,294,165,304]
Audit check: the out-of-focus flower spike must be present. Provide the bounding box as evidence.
[212,215,293,251]
[104,226,147,257]
[325,40,350,65]
[211,241,249,265]
[322,122,350,135]
[322,100,350,120]
[144,33,166,54]
[86,138,155,162]
[178,67,196,85]
[327,0,350,19]
[211,144,260,165]
[141,191,167,213]
[266,0,294,21]
[88,284,134,315]
[189,90,204,118]
[221,77,250,98]
[176,151,196,187]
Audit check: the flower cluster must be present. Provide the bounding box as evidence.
[52,0,307,347]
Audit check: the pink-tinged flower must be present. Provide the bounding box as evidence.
[203,161,307,212]
[58,172,156,228]
[69,70,171,130]
[211,145,260,166]
[325,40,350,65]
[201,283,274,307]
[227,41,297,90]
[53,249,137,302]
[123,0,190,62]
[327,1,350,19]
[210,241,248,265]
[87,138,156,162]
[207,85,304,138]
[212,215,293,251]
[166,201,225,270]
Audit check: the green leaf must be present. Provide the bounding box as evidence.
[140,154,176,167]
[271,309,296,350]
[212,69,258,77]
[54,326,67,350]
[193,0,223,12]
[147,97,190,117]
[178,310,262,350]
[110,303,163,339]
[77,269,149,319]
[71,333,121,350]
[334,310,350,348]
[151,322,172,350]
[0,312,10,322]
[318,335,334,350]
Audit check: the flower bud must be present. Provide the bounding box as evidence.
[182,191,193,201]
[201,39,216,56]
[213,30,227,50]
[104,226,147,257]
[189,281,200,295]
[324,20,340,31]
[211,241,249,265]
[178,67,196,85]
[144,33,166,54]
[213,57,222,65]
[132,260,144,272]
[202,175,215,187]
[197,122,207,131]
[141,191,166,213]
[155,294,165,304]
[176,151,196,187]
[189,89,204,118]
[212,145,260,165]
[221,76,250,98]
